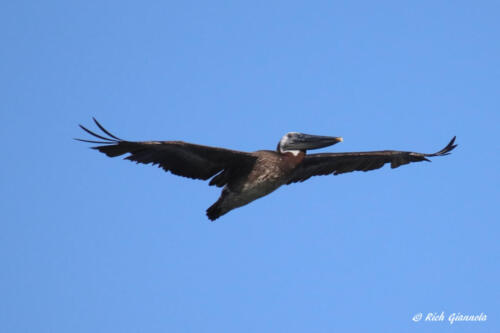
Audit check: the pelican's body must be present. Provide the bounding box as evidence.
[207,150,305,219]
[77,119,457,221]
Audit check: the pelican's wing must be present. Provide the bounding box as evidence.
[77,118,257,186]
[287,137,457,184]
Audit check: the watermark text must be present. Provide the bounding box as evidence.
[412,312,487,325]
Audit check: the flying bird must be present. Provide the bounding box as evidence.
[77,118,457,221]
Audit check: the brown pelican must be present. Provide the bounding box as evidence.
[77,118,457,221]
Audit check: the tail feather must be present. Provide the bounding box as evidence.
[206,201,224,221]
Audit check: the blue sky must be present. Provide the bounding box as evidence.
[1,1,499,332]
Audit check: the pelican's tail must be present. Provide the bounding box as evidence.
[206,201,223,221]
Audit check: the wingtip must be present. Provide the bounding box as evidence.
[77,118,124,143]
[92,117,124,141]
[438,136,458,155]
[422,136,458,157]
[447,136,458,152]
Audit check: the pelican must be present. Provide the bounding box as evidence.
[77,118,457,221]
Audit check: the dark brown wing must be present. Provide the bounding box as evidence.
[76,118,257,186]
[287,137,457,184]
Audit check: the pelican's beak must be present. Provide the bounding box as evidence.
[287,134,343,151]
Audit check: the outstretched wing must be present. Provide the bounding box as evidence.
[76,118,257,186]
[287,137,457,184]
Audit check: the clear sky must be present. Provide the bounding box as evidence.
[1,1,498,332]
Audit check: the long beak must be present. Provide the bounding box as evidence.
[289,134,343,150]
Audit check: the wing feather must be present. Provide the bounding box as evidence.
[287,137,457,184]
[77,119,256,185]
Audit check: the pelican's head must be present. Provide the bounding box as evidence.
[277,132,343,155]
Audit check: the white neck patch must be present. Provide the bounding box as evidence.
[279,148,301,156]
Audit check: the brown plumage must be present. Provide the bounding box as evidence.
[287,138,457,184]
[77,118,256,187]
[77,118,457,221]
